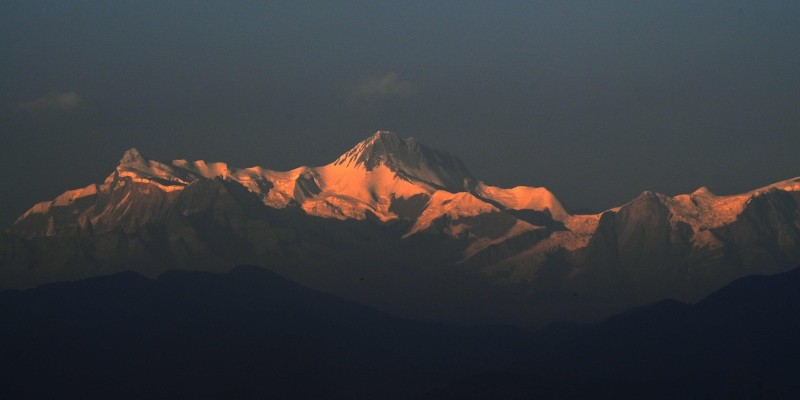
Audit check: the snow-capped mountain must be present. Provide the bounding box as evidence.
[3,131,800,327]
[475,177,800,315]
[13,131,563,248]
[332,130,476,192]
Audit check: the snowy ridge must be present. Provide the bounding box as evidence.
[305,163,430,221]
[658,177,800,230]
[403,190,543,258]
[406,191,504,237]
[757,176,800,193]
[16,131,798,261]
[19,132,560,250]
[85,133,479,222]
[15,201,52,224]
[52,184,99,207]
[470,177,800,274]
[477,213,601,276]
[108,148,197,191]
[476,183,569,221]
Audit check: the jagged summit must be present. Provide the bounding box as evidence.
[332,131,475,191]
[333,131,411,169]
[334,131,433,170]
[111,147,197,189]
[120,148,145,165]
[692,186,715,196]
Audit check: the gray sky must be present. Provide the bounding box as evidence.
[2,1,799,226]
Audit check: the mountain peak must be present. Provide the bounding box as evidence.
[334,131,415,169]
[120,148,145,165]
[331,131,474,191]
[692,186,715,196]
[371,130,402,140]
[368,129,420,145]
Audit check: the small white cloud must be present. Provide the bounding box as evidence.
[351,73,415,102]
[18,92,82,112]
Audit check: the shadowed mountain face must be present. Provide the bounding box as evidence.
[0,265,532,399]
[2,265,800,399]
[2,131,800,327]
[436,266,800,399]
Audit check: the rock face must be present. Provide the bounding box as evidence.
[574,189,800,304]
[2,131,800,327]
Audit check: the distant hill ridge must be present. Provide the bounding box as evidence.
[2,264,799,398]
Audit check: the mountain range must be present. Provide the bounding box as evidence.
[2,131,799,326]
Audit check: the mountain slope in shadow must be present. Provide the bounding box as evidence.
[438,266,800,399]
[3,265,800,399]
[0,265,531,399]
